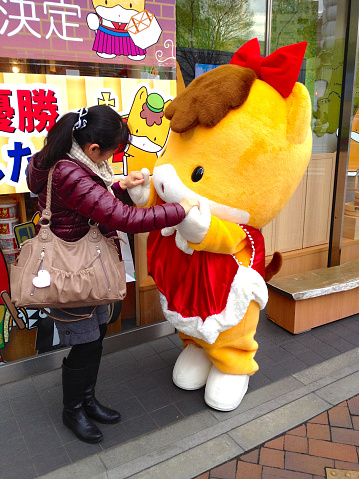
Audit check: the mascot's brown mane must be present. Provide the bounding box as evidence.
[165,65,256,133]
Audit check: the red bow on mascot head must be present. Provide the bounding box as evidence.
[230,38,307,98]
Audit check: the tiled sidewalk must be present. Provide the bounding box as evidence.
[195,395,359,479]
[1,310,359,479]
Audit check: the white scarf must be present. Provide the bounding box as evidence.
[69,139,127,246]
[69,139,115,196]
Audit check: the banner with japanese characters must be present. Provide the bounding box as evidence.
[0,72,176,194]
[0,0,176,67]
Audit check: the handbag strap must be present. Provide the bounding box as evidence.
[40,160,74,224]
[41,306,96,322]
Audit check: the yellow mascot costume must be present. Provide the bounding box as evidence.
[129,38,313,411]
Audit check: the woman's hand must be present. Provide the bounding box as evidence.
[179,197,200,215]
[120,171,145,190]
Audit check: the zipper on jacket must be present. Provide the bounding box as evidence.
[31,249,45,296]
[97,247,111,291]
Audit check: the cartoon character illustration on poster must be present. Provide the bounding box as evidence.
[129,39,312,411]
[87,1,162,61]
[121,85,172,175]
[349,108,359,171]
[0,248,26,362]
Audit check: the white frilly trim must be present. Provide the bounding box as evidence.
[159,264,268,345]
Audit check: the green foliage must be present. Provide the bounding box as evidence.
[176,0,254,52]
[270,0,317,56]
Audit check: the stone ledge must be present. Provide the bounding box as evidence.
[268,259,359,300]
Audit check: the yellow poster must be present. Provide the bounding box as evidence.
[0,73,176,194]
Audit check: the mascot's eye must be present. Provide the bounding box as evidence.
[130,3,132,7]
[191,166,204,182]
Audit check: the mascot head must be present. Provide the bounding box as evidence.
[153,38,312,230]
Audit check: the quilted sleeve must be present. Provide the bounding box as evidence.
[53,162,186,234]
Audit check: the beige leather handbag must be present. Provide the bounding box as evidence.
[10,161,126,317]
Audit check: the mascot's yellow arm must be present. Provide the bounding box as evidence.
[188,216,247,255]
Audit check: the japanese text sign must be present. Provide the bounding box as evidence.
[0,72,176,194]
[0,0,176,67]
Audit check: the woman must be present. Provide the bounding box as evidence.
[26,104,198,443]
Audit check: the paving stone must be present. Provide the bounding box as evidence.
[235,461,262,479]
[306,422,330,440]
[33,447,71,476]
[259,447,284,468]
[284,434,308,453]
[309,438,358,462]
[150,404,184,428]
[348,395,359,415]
[150,337,178,353]
[31,369,61,391]
[100,411,219,470]
[284,451,334,476]
[175,393,207,417]
[210,376,302,422]
[316,371,359,406]
[35,455,107,479]
[293,349,359,385]
[331,426,359,446]
[334,460,359,471]
[238,449,259,463]
[0,460,38,479]
[352,416,359,430]
[229,394,329,451]
[308,411,328,425]
[99,422,132,450]
[6,318,359,479]
[287,424,306,436]
[137,387,172,412]
[24,427,64,457]
[111,435,242,479]
[64,438,102,463]
[123,413,159,439]
[210,459,237,479]
[264,436,284,450]
[261,466,312,479]
[128,342,157,360]
[328,403,353,428]
[4,377,37,398]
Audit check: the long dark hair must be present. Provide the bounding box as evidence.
[39,105,129,168]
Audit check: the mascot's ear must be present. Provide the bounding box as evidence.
[285,82,312,145]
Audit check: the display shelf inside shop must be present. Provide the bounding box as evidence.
[0,192,38,265]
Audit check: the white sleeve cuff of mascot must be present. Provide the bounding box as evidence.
[159,265,268,344]
[127,168,151,206]
[176,199,211,243]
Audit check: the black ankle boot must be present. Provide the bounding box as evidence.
[62,359,103,443]
[83,347,121,424]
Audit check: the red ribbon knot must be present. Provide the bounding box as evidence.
[230,38,307,98]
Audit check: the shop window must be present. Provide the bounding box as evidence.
[176,0,265,86]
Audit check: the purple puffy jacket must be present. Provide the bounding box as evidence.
[26,154,185,242]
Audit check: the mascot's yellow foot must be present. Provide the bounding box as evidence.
[172,344,212,390]
[204,365,249,411]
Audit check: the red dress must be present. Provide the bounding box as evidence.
[147,226,268,344]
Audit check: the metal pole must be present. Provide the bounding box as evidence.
[328,0,359,266]
[265,0,272,56]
